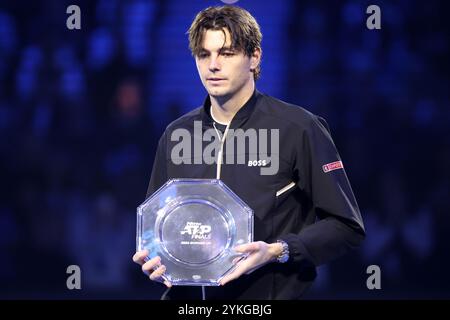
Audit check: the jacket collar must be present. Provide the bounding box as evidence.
[201,89,261,128]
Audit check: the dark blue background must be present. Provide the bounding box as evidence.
[0,0,448,299]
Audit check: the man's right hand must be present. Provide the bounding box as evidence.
[132,250,172,287]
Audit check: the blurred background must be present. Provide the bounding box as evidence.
[0,0,448,299]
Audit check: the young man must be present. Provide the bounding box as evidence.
[133,5,365,300]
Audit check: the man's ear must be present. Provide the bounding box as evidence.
[250,48,262,70]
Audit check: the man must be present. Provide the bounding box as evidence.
[133,5,365,300]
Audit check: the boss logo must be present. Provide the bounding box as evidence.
[247,160,268,167]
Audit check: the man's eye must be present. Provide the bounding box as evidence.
[222,52,235,57]
[198,53,209,59]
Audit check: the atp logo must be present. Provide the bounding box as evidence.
[180,222,212,240]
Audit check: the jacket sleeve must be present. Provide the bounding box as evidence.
[145,131,168,199]
[279,115,365,267]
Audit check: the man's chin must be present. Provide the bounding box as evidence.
[207,88,230,98]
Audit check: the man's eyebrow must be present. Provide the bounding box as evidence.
[219,46,235,51]
[197,48,210,55]
[198,46,235,53]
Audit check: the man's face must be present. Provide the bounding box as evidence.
[195,28,259,99]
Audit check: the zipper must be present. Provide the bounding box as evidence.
[213,122,231,179]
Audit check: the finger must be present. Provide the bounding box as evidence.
[149,264,166,281]
[142,256,162,273]
[220,257,253,285]
[234,242,260,253]
[245,266,258,275]
[220,268,243,286]
[163,280,172,288]
[132,250,149,265]
[232,256,243,265]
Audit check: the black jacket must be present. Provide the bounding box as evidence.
[146,90,365,300]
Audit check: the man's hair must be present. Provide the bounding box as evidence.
[187,5,262,80]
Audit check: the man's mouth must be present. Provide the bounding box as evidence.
[207,78,226,81]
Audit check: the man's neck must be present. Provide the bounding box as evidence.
[210,81,255,125]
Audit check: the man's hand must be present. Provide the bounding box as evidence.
[132,250,172,288]
[220,241,283,286]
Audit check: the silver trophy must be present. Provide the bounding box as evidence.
[136,179,254,286]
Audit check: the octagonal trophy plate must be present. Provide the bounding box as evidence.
[136,179,254,286]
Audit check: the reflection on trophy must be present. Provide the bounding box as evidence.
[136,179,254,286]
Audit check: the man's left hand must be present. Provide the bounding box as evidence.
[220,241,282,286]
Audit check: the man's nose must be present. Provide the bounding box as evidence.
[209,55,221,71]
